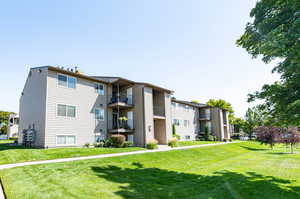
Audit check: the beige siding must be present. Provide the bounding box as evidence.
[171,102,200,141]
[164,93,172,143]
[18,68,47,147]
[45,70,108,147]
[132,85,145,146]
[143,87,155,143]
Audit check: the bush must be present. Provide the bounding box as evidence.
[146,139,158,149]
[173,134,180,140]
[84,143,90,148]
[104,139,112,147]
[110,134,126,148]
[94,141,104,148]
[123,141,133,148]
[207,135,214,141]
[168,137,178,148]
[223,139,228,142]
[229,139,233,142]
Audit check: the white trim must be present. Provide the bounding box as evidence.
[94,83,105,95]
[55,134,77,146]
[57,73,77,89]
[56,103,77,119]
[94,107,105,121]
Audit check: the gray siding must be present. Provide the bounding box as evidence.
[45,70,108,147]
[171,102,200,141]
[18,68,47,147]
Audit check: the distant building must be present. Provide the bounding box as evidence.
[7,113,19,138]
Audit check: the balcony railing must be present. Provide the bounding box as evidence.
[153,106,165,117]
[199,113,211,120]
[108,94,133,105]
[110,119,134,130]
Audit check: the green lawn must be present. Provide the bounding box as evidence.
[1,142,300,199]
[177,140,222,146]
[0,140,144,165]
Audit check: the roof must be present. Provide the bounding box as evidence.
[171,98,209,108]
[31,66,173,93]
[91,76,173,93]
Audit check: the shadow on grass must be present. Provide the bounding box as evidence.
[0,143,37,151]
[240,146,269,151]
[92,163,300,199]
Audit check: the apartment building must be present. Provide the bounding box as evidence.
[171,99,230,141]
[18,66,231,148]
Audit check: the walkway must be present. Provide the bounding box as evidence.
[0,142,238,170]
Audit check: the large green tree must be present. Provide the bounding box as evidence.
[237,0,300,126]
[0,111,12,135]
[206,99,235,122]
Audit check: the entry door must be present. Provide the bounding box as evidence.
[127,88,133,104]
[127,111,133,129]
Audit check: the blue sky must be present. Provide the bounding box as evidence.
[0,0,278,117]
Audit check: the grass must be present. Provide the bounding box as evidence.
[1,142,300,199]
[177,140,222,147]
[0,140,144,165]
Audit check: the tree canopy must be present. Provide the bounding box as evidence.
[237,0,300,126]
[206,99,235,122]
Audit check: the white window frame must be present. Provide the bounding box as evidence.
[94,108,105,121]
[95,83,105,95]
[184,120,189,128]
[56,104,77,118]
[56,135,77,146]
[57,73,77,89]
[185,135,191,140]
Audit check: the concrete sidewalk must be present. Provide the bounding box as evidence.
[0,142,239,171]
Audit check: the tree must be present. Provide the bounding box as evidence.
[237,0,300,126]
[255,126,282,149]
[0,111,12,135]
[206,99,235,123]
[191,100,200,104]
[279,128,300,154]
[231,117,245,134]
[243,107,265,139]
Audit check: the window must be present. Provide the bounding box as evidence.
[95,108,105,121]
[171,102,176,108]
[184,120,189,128]
[58,75,67,87]
[56,135,76,145]
[57,104,76,118]
[95,84,104,95]
[58,74,76,89]
[173,119,180,126]
[67,106,76,117]
[185,135,191,140]
[57,104,67,117]
[68,77,76,89]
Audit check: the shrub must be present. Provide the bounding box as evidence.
[84,143,90,148]
[213,136,217,141]
[123,141,133,148]
[110,134,126,148]
[104,139,112,147]
[173,134,180,140]
[94,141,104,148]
[146,139,158,149]
[168,137,178,148]
[229,139,233,142]
[207,135,214,141]
[223,139,228,142]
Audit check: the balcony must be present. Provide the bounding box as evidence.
[108,119,134,133]
[108,94,134,109]
[199,113,211,121]
[153,106,165,119]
